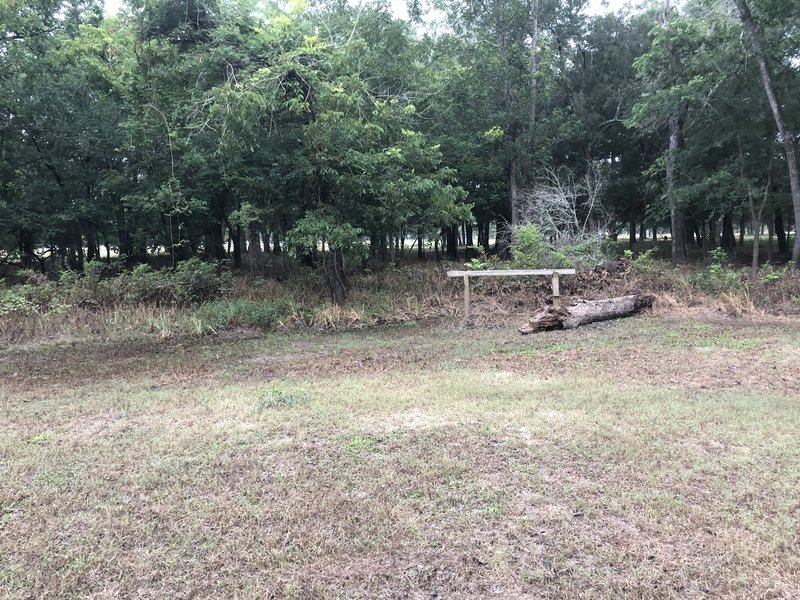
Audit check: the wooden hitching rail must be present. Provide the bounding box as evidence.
[446,269,576,321]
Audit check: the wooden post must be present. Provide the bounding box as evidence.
[463,275,471,322]
[551,271,560,306]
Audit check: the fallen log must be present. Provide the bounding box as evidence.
[519,294,654,334]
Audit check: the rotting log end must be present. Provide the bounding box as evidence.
[519,305,569,334]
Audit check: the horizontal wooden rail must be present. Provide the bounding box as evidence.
[446,268,576,322]
[446,269,576,278]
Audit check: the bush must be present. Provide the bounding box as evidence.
[173,258,227,304]
[194,298,296,333]
[120,264,174,305]
[0,284,39,316]
[689,248,745,294]
[0,271,58,316]
[511,225,572,269]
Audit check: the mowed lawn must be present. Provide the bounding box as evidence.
[2,313,800,598]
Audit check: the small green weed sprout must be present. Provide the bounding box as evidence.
[256,383,310,411]
[27,432,53,445]
[347,434,377,451]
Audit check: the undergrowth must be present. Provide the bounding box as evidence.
[1,250,799,344]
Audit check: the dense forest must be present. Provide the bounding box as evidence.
[2,0,799,299]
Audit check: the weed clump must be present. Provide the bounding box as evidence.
[256,383,310,411]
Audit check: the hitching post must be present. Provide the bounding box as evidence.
[463,275,471,321]
[551,272,560,306]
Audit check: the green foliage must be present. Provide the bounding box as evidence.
[624,247,660,273]
[287,212,367,263]
[194,298,296,333]
[690,248,745,294]
[172,258,227,304]
[256,383,310,411]
[511,226,572,269]
[0,0,797,285]
[0,285,41,317]
[0,259,229,315]
[759,264,790,284]
[463,245,488,270]
[347,434,377,451]
[116,260,228,306]
[26,432,53,445]
[0,271,59,316]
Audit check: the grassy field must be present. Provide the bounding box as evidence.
[2,311,800,598]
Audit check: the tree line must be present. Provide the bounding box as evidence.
[1,0,799,296]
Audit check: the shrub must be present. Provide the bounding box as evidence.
[624,247,659,272]
[690,248,745,294]
[110,259,229,306]
[0,284,39,316]
[0,271,58,316]
[173,258,227,304]
[511,225,572,269]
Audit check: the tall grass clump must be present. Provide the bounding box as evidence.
[194,298,297,333]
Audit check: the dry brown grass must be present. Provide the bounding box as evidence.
[2,312,800,598]
[2,259,798,347]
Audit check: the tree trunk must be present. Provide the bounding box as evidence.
[509,156,519,228]
[67,221,84,271]
[661,0,688,265]
[248,224,263,270]
[775,210,788,254]
[694,225,703,248]
[229,225,242,268]
[739,210,746,246]
[667,114,687,264]
[446,225,458,261]
[733,0,800,266]
[629,219,636,248]
[84,225,97,262]
[519,294,655,334]
[639,222,646,243]
[767,211,774,261]
[751,182,769,280]
[707,220,716,248]
[331,249,347,305]
[417,230,425,261]
[721,212,736,256]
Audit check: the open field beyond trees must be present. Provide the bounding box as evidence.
[2,311,800,598]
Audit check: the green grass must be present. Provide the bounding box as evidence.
[2,314,800,597]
